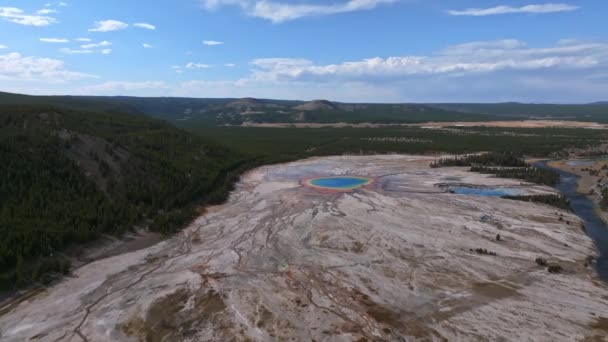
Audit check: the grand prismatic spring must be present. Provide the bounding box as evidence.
[305,176,373,191]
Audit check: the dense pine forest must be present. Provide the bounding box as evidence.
[428,152,560,186]
[503,194,571,210]
[0,104,243,290]
[430,152,527,168]
[185,125,608,159]
[469,166,560,186]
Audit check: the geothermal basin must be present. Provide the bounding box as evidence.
[1,155,607,341]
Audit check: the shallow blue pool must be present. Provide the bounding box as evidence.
[566,160,595,166]
[450,187,522,197]
[308,176,372,190]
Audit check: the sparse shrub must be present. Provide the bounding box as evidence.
[503,194,570,210]
[548,264,563,274]
[584,255,595,267]
[471,166,560,185]
[535,257,548,266]
[431,152,526,168]
[473,248,497,256]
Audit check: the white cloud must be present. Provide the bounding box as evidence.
[172,78,400,102]
[248,39,605,83]
[79,81,167,95]
[62,41,112,55]
[37,9,56,15]
[40,38,69,43]
[7,38,608,103]
[0,7,57,26]
[225,63,236,67]
[55,35,608,102]
[203,40,224,46]
[59,2,68,6]
[88,20,128,32]
[142,43,153,48]
[186,62,211,69]
[440,39,527,55]
[202,0,397,23]
[76,38,92,42]
[0,52,94,81]
[60,48,94,54]
[133,22,156,30]
[448,3,578,16]
[202,0,246,10]
[0,45,7,49]
[81,41,112,49]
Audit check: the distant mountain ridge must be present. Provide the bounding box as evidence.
[2,91,608,124]
[0,92,497,125]
[293,100,337,111]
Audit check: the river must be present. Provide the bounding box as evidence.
[537,161,608,280]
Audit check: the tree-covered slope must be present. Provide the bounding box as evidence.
[0,92,500,125]
[0,103,242,290]
[427,103,608,122]
[5,91,608,125]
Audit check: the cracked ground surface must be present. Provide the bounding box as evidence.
[1,155,608,341]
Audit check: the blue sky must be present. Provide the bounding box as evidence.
[1,0,607,102]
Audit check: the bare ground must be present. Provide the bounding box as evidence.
[241,120,608,129]
[1,155,607,341]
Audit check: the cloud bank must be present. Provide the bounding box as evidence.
[0,52,94,81]
[0,6,58,26]
[133,22,156,30]
[4,39,608,103]
[89,20,129,32]
[40,38,70,43]
[448,3,578,16]
[248,40,603,83]
[203,40,224,46]
[202,0,397,23]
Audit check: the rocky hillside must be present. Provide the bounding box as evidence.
[176,98,499,125]
[0,103,243,291]
[293,99,337,111]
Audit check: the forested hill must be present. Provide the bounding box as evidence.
[3,91,608,125]
[0,92,499,125]
[0,103,244,291]
[427,103,608,122]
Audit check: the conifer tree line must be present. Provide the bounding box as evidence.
[0,105,242,291]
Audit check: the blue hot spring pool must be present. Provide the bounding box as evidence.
[450,187,523,197]
[307,176,373,190]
